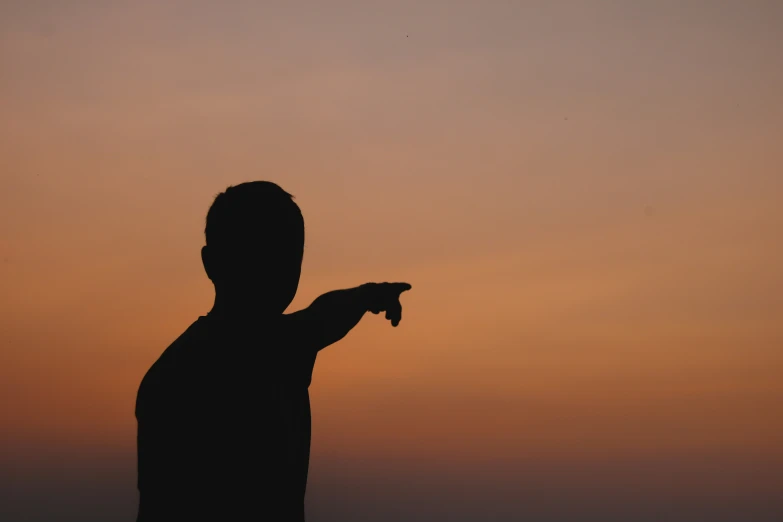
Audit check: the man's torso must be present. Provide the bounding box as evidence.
[135,315,317,521]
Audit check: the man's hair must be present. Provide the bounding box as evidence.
[205,181,304,255]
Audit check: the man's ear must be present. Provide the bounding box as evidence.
[201,245,217,283]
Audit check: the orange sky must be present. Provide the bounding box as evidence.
[1,1,782,520]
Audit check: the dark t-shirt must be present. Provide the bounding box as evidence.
[135,313,317,521]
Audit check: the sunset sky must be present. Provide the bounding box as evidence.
[1,1,782,520]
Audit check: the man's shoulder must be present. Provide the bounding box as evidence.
[135,317,210,414]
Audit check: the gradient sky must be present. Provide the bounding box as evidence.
[1,1,782,521]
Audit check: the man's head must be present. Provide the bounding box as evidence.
[201,181,305,315]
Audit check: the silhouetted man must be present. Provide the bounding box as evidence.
[135,181,410,521]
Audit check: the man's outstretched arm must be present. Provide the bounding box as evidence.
[285,282,411,351]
